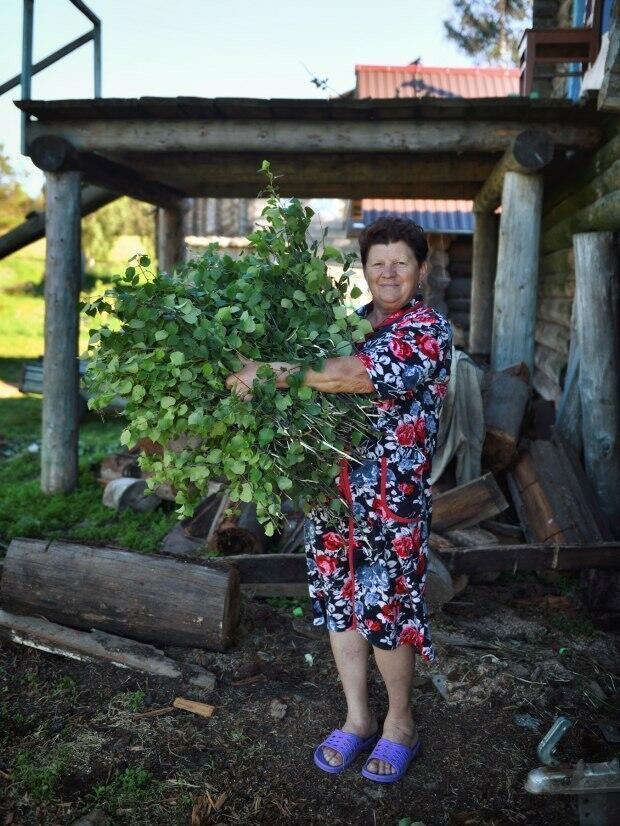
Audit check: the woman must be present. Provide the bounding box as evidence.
[226,216,453,783]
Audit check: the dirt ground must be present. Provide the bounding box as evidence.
[1,572,618,826]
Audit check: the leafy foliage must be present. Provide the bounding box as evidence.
[0,143,43,234]
[443,0,532,66]
[81,163,375,535]
[82,196,155,265]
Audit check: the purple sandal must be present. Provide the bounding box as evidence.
[314,729,379,774]
[361,736,422,783]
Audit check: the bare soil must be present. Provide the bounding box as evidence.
[1,572,618,826]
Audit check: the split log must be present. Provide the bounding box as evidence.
[506,437,613,545]
[481,362,531,473]
[432,472,509,532]
[102,477,162,513]
[213,503,267,555]
[1,538,240,651]
[0,609,216,690]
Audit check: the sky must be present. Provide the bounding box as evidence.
[0,0,478,196]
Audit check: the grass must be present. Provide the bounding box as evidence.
[0,251,179,553]
[10,745,72,804]
[90,767,166,814]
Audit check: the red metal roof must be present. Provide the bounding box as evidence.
[355,64,520,99]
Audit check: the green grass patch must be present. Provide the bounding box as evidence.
[90,767,165,813]
[11,745,72,804]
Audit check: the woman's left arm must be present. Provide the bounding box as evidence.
[225,356,374,397]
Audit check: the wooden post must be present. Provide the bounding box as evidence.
[491,171,544,372]
[574,232,620,535]
[41,170,81,493]
[469,211,498,355]
[555,298,582,455]
[156,201,187,272]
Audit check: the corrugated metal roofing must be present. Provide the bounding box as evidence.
[355,64,520,99]
[361,199,475,235]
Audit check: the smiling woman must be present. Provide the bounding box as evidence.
[226,216,453,783]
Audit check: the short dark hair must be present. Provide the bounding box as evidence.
[359,216,429,266]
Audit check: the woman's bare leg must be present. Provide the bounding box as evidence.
[321,628,378,766]
[367,644,419,775]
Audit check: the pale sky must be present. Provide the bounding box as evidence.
[1,0,479,195]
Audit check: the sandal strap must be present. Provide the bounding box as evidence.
[366,737,418,770]
[320,728,366,761]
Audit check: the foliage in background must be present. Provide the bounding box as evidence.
[0,143,43,235]
[81,162,375,534]
[82,196,155,265]
[443,0,532,66]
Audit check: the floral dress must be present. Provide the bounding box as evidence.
[304,296,453,661]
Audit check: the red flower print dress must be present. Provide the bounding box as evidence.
[304,297,453,660]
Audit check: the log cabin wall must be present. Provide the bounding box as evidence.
[535,121,620,403]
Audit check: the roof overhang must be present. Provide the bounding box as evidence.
[16,96,607,200]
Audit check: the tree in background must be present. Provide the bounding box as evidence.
[443,0,532,66]
[0,144,43,235]
[82,196,155,265]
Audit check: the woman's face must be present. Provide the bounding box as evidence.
[363,240,427,315]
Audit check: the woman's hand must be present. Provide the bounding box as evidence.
[225,358,261,400]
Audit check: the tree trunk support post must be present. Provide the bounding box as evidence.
[574,231,620,535]
[41,169,82,493]
[469,211,498,356]
[491,170,544,372]
[156,201,188,273]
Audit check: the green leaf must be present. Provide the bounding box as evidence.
[231,460,246,475]
[155,330,168,340]
[160,396,175,408]
[298,385,313,401]
[350,286,362,299]
[239,483,253,502]
[333,305,347,319]
[293,290,306,302]
[277,476,293,491]
[258,427,275,445]
[170,351,185,365]
[118,379,133,395]
[280,298,293,309]
[132,385,146,403]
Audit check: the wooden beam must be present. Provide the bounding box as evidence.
[41,170,81,493]
[469,211,498,355]
[474,129,554,212]
[0,185,117,260]
[25,117,600,155]
[156,202,188,272]
[491,170,544,372]
[432,472,509,531]
[574,231,620,535]
[29,135,183,209]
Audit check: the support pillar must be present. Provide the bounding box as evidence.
[491,170,543,372]
[156,201,187,272]
[574,231,620,535]
[469,211,498,356]
[41,170,81,493]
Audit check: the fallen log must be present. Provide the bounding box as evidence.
[1,538,240,651]
[433,472,509,532]
[0,609,215,690]
[102,477,162,513]
[214,502,267,555]
[481,362,531,473]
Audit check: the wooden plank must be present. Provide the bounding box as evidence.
[574,231,620,534]
[491,170,543,373]
[536,297,573,328]
[438,542,620,573]
[432,473,509,531]
[156,202,188,272]
[41,170,81,494]
[25,117,601,156]
[1,538,240,651]
[0,610,216,689]
[535,319,569,355]
[469,211,498,355]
